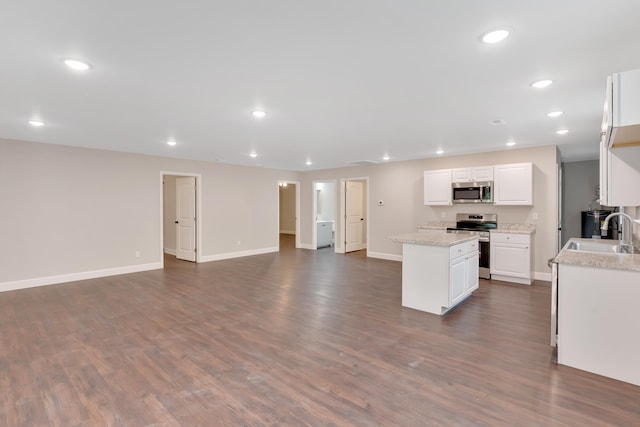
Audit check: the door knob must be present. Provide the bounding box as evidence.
[174,221,179,224]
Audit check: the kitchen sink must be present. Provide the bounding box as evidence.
[565,240,636,254]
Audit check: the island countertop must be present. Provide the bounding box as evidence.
[389,231,478,247]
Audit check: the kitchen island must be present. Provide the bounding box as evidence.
[554,238,640,386]
[389,231,479,315]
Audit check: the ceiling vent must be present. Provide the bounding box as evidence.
[348,160,378,166]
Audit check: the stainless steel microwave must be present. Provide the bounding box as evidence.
[452,181,493,204]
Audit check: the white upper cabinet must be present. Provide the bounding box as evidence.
[451,166,494,183]
[493,163,533,205]
[599,69,640,207]
[424,169,452,205]
[603,68,640,149]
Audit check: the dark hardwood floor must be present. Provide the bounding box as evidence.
[1,235,639,426]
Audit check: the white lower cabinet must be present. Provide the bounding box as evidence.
[449,241,479,307]
[401,238,479,315]
[490,232,533,285]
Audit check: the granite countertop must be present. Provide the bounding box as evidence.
[389,231,478,247]
[417,222,536,234]
[554,238,640,272]
[416,221,455,231]
[491,224,536,234]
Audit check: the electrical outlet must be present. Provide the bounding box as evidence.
[135,250,140,258]
[441,212,446,219]
[532,212,538,220]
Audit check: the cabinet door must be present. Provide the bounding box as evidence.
[465,252,479,293]
[472,166,493,181]
[494,163,533,205]
[451,168,472,182]
[490,243,530,278]
[449,256,466,306]
[424,169,452,205]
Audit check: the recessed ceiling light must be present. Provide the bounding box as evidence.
[547,111,563,118]
[436,150,444,155]
[167,140,177,146]
[250,152,258,158]
[556,129,569,135]
[506,141,516,146]
[28,120,45,127]
[306,160,312,166]
[383,154,390,161]
[530,79,552,89]
[481,28,511,44]
[252,110,266,118]
[62,58,92,71]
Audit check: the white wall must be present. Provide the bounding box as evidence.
[299,145,559,279]
[163,175,177,253]
[0,138,564,289]
[0,138,299,288]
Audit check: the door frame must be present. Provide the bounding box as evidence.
[160,171,203,267]
[338,176,369,254]
[277,180,301,249]
[312,179,338,251]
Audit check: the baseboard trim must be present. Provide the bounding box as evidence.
[200,246,279,263]
[164,248,177,256]
[534,271,552,282]
[0,262,163,293]
[299,243,316,250]
[367,251,402,262]
[279,230,296,235]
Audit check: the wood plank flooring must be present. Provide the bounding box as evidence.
[1,234,640,426]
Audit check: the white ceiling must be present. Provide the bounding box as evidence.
[2,1,640,171]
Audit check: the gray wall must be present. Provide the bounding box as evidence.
[561,160,600,246]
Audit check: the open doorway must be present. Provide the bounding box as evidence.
[312,180,337,250]
[161,171,202,267]
[278,180,301,249]
[339,177,369,254]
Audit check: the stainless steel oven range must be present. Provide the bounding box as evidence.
[446,213,497,279]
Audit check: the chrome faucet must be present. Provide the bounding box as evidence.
[601,212,639,250]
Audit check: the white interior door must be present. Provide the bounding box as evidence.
[345,180,364,253]
[176,176,196,262]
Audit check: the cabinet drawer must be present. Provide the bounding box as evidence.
[450,243,467,259]
[491,233,530,245]
[450,240,478,258]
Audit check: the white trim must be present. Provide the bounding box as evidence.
[340,176,370,255]
[367,251,402,262]
[280,229,296,235]
[164,248,177,256]
[299,243,316,250]
[535,271,552,282]
[200,246,279,263]
[160,171,203,266]
[0,262,162,293]
[491,274,533,285]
